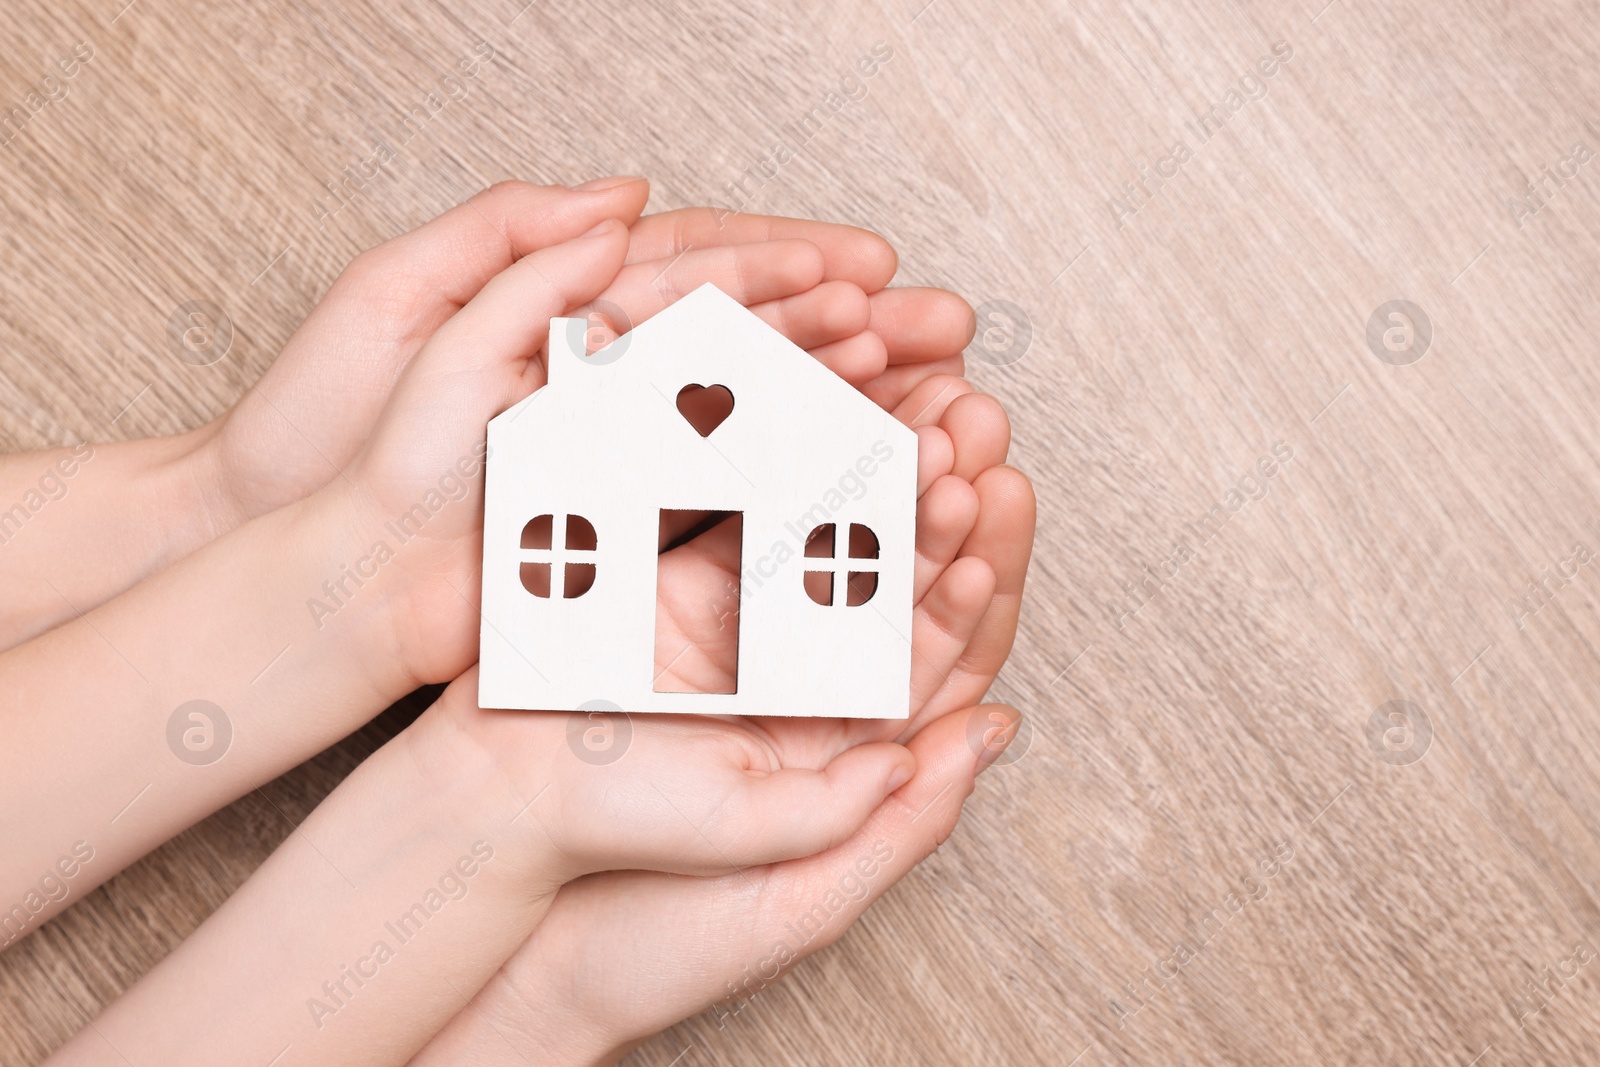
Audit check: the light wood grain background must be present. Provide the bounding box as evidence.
[5,0,1600,1063]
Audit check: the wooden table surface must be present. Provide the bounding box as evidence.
[6,0,1600,1063]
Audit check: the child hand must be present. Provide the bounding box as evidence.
[411,701,1018,1066]
[411,384,1033,1063]
[37,665,912,1067]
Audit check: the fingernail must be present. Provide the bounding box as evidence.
[580,219,619,238]
[574,175,645,191]
[887,762,914,793]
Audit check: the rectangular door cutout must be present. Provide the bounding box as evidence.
[653,509,741,694]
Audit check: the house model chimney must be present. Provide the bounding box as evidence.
[546,316,588,381]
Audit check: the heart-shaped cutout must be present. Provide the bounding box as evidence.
[675,383,735,437]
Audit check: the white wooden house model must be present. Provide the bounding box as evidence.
[479,283,915,718]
